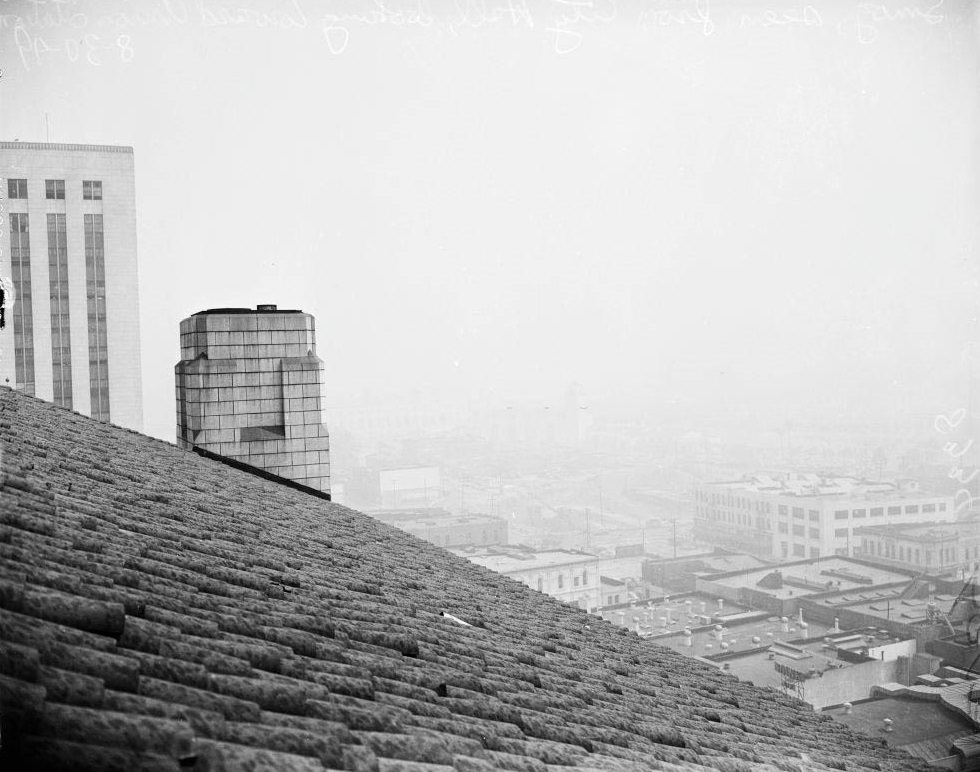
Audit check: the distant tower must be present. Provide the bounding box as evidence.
[174,305,330,494]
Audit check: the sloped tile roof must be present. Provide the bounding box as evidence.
[0,389,930,771]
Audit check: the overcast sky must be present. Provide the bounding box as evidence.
[2,0,977,442]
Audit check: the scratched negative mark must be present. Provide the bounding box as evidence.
[0,276,11,330]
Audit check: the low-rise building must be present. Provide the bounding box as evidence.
[696,555,919,618]
[828,681,980,767]
[642,550,770,593]
[456,546,601,613]
[857,520,980,579]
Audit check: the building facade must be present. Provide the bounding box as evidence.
[174,305,330,494]
[857,520,980,578]
[457,546,602,613]
[1,142,143,430]
[693,473,954,561]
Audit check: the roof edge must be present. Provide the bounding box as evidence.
[0,141,134,154]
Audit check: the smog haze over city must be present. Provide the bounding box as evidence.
[3,0,978,525]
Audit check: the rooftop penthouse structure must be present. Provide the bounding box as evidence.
[174,304,330,494]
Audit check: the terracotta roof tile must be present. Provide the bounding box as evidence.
[0,389,935,771]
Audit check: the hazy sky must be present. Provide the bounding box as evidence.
[2,0,977,442]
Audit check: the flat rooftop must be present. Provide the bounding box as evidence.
[394,514,504,528]
[651,614,835,664]
[810,591,959,623]
[462,548,599,573]
[826,697,975,752]
[703,474,943,501]
[193,305,302,315]
[703,557,915,600]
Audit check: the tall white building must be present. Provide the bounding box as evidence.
[1,142,143,431]
[693,473,954,561]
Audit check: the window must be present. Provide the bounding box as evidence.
[7,179,27,198]
[923,503,936,513]
[940,503,947,512]
[834,510,848,520]
[778,522,788,534]
[582,570,589,584]
[240,425,285,442]
[573,576,580,587]
[9,213,35,395]
[792,524,805,537]
[82,180,103,200]
[871,507,884,517]
[914,549,920,563]
[810,548,820,558]
[887,506,901,515]
[47,214,72,409]
[557,574,564,589]
[792,507,804,519]
[852,509,866,518]
[793,544,805,557]
[905,505,919,514]
[808,510,819,522]
[536,578,543,592]
[899,546,905,561]
[780,542,788,558]
[809,528,820,539]
[45,179,65,199]
[85,214,110,422]
[834,528,848,538]
[778,505,788,516]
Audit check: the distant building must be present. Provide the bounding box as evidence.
[370,508,507,548]
[456,546,601,613]
[174,305,330,493]
[1,141,143,430]
[600,575,627,607]
[857,520,980,578]
[693,472,954,560]
[696,554,923,619]
[641,551,770,593]
[378,466,440,508]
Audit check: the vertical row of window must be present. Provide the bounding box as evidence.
[46,214,72,409]
[84,214,110,422]
[7,182,110,421]
[7,179,102,200]
[9,214,35,395]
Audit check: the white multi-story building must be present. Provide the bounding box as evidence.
[1,142,142,430]
[693,473,954,561]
